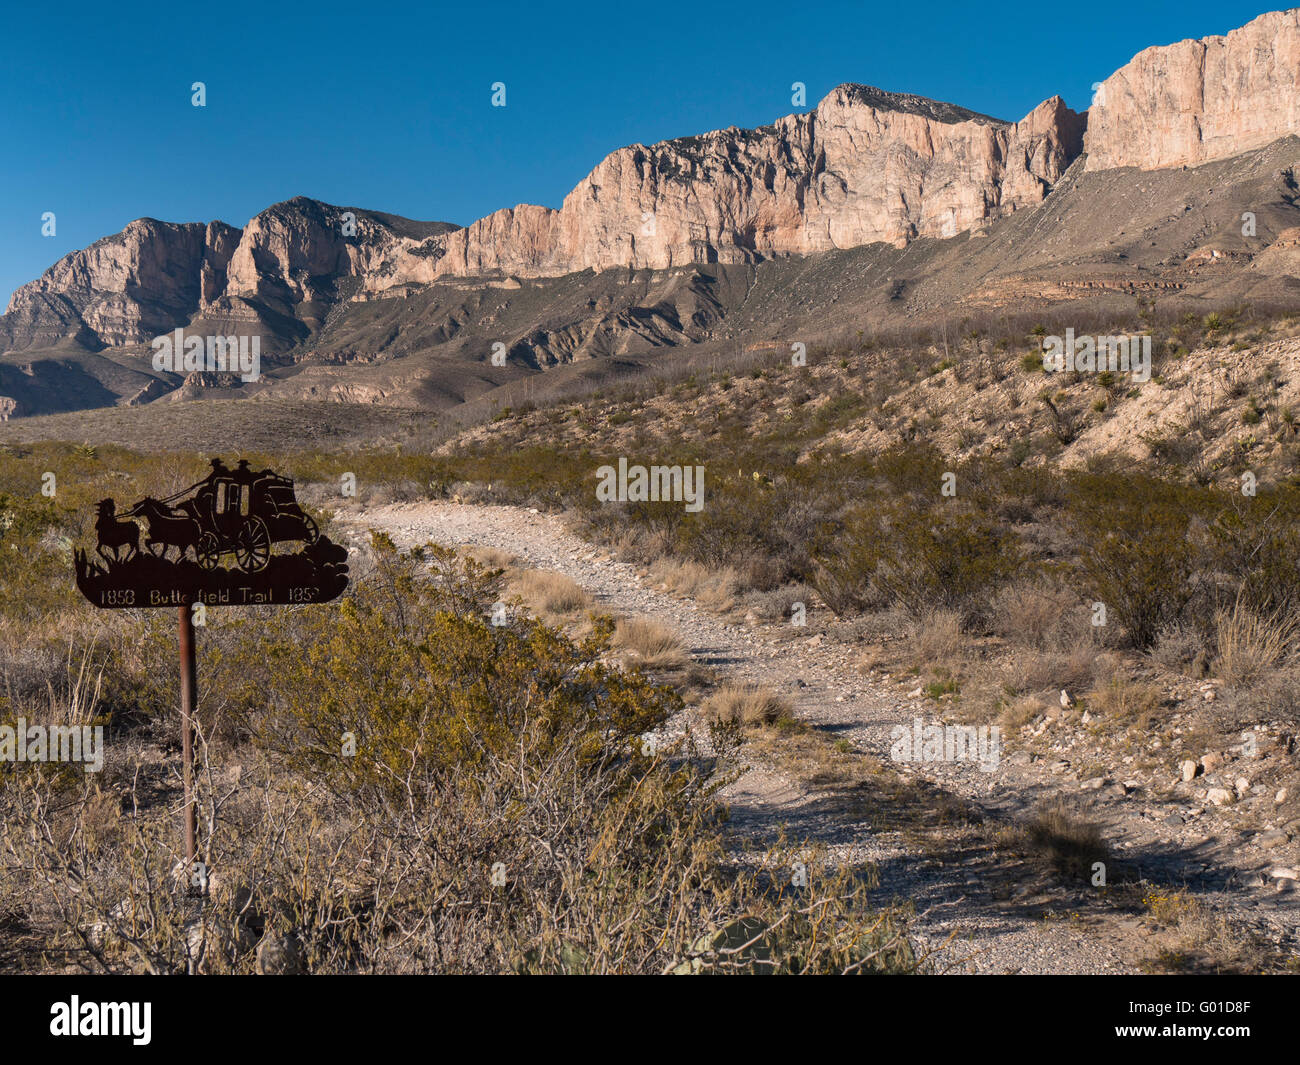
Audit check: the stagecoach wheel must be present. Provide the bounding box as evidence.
[196,532,221,571]
[236,518,271,573]
[303,514,319,544]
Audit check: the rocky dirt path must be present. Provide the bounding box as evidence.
[340,500,1299,974]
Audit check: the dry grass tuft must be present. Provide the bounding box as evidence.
[463,545,518,571]
[905,608,964,663]
[999,694,1048,732]
[701,682,792,728]
[1015,799,1108,881]
[612,618,689,670]
[1214,598,1297,687]
[1084,674,1166,729]
[1000,646,1105,696]
[510,569,592,618]
[650,559,741,613]
[1138,888,1274,973]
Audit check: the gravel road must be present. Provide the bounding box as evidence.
[340,500,1300,974]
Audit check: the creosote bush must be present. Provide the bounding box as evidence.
[0,533,915,974]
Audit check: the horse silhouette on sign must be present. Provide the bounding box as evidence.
[134,497,201,563]
[94,500,139,564]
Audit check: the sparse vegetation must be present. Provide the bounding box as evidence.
[1015,800,1109,882]
[509,568,593,618]
[0,522,913,974]
[701,682,792,728]
[611,617,690,671]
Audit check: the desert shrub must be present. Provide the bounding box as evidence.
[0,493,81,625]
[872,442,948,504]
[0,539,915,974]
[1149,625,1209,676]
[1207,490,1300,617]
[1231,667,1300,727]
[1063,474,1209,648]
[817,500,1022,622]
[740,583,814,623]
[991,580,1089,651]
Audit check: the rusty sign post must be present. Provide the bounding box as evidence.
[74,457,349,891]
[178,604,198,869]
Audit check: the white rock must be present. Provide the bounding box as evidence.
[1086,10,1300,171]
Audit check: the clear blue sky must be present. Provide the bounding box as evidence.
[0,0,1281,306]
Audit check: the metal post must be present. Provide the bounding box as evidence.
[178,604,197,869]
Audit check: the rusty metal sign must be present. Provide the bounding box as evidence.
[74,458,348,609]
[73,458,348,883]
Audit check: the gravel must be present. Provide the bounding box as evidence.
[341,499,1300,973]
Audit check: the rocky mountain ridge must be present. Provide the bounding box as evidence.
[2,8,1299,419]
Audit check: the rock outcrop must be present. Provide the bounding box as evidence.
[1085,8,1300,171]
[2,219,208,349]
[383,86,1083,287]
[2,203,461,351]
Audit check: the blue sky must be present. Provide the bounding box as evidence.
[0,0,1281,306]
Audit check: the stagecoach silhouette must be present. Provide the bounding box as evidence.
[102,458,319,573]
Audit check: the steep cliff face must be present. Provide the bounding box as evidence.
[2,85,1085,350]
[221,198,459,307]
[200,221,243,306]
[372,86,1083,288]
[1085,8,1300,171]
[3,219,209,348]
[2,203,461,350]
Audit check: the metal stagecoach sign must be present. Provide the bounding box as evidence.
[74,457,349,609]
[73,458,348,884]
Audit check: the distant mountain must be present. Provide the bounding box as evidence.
[2,8,1299,419]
